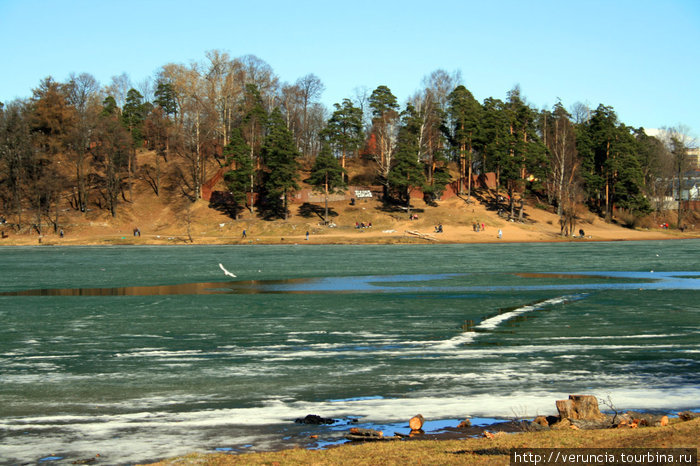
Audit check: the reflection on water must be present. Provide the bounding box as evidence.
[3,271,699,296]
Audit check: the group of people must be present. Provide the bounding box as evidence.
[473,222,486,232]
[434,224,443,233]
[355,222,372,229]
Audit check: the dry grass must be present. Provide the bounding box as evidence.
[145,418,700,465]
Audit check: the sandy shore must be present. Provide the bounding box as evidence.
[2,193,697,246]
[1,217,696,246]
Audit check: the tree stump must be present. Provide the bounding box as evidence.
[570,395,605,420]
[409,414,425,431]
[556,395,605,421]
[555,400,575,420]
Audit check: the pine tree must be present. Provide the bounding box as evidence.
[387,103,426,212]
[369,86,400,197]
[578,105,651,220]
[307,142,346,224]
[223,127,253,219]
[261,108,300,219]
[447,85,482,197]
[122,88,146,147]
[154,81,178,117]
[322,98,363,181]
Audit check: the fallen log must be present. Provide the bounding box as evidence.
[345,427,402,442]
[295,414,336,425]
[569,416,615,430]
[409,414,425,431]
[405,230,438,241]
[618,412,669,427]
[678,411,700,421]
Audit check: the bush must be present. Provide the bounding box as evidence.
[615,210,640,228]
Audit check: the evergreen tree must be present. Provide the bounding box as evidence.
[154,81,178,117]
[307,142,346,224]
[261,108,300,219]
[480,97,510,189]
[578,105,651,220]
[322,98,363,180]
[501,87,548,218]
[613,127,651,215]
[387,103,426,211]
[122,88,146,147]
[223,127,253,218]
[447,85,481,197]
[102,96,118,116]
[369,86,400,196]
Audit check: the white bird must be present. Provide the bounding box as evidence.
[219,263,236,278]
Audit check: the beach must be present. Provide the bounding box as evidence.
[1,194,696,246]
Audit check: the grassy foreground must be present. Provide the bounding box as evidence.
[146,418,699,465]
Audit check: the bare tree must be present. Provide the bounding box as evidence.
[353,86,372,133]
[569,101,591,125]
[160,62,211,200]
[660,125,698,228]
[137,77,153,103]
[295,73,325,159]
[544,101,579,230]
[421,69,462,109]
[65,72,101,212]
[105,72,132,108]
[239,54,279,113]
[279,82,303,144]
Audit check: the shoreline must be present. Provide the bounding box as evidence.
[141,411,700,465]
[1,229,697,247]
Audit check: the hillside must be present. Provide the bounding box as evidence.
[1,149,697,246]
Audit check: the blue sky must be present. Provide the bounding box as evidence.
[1,0,699,138]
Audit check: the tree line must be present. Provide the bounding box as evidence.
[0,50,696,234]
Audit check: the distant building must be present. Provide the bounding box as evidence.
[689,148,700,169]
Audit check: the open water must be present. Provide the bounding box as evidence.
[1,241,699,464]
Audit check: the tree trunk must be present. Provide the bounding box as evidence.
[341,148,347,183]
[677,167,684,228]
[467,144,473,200]
[249,123,255,214]
[459,141,466,195]
[324,173,329,224]
[604,139,611,222]
[195,112,202,200]
[155,149,160,196]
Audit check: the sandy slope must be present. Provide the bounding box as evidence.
[2,186,695,246]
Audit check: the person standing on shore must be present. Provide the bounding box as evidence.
[498,229,502,239]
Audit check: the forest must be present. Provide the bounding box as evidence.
[0,50,696,235]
